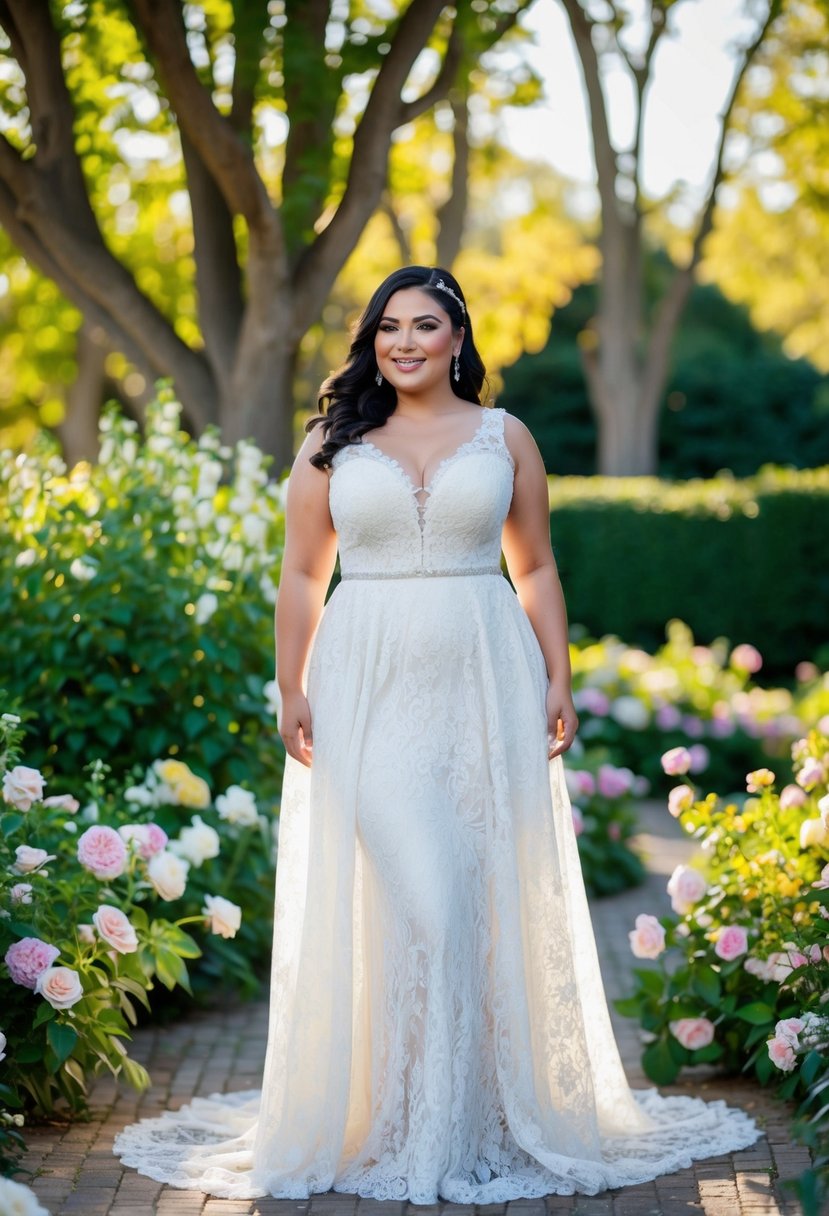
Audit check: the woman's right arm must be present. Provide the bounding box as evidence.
[275,424,338,767]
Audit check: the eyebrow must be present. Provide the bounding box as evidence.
[379,313,443,324]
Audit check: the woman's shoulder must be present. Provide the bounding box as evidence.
[498,410,538,460]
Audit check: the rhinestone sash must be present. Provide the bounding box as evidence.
[340,565,503,581]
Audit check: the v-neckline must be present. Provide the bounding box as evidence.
[360,408,489,499]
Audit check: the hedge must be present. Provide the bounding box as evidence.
[548,465,829,676]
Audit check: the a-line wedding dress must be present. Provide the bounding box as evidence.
[113,405,759,1203]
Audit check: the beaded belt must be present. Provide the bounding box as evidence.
[341,565,503,581]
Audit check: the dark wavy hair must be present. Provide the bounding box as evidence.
[306,266,488,470]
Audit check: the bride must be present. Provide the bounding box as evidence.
[113,265,759,1203]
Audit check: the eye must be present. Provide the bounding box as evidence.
[417,322,437,331]
[378,323,397,332]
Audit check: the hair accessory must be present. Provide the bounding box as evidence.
[375,369,383,386]
[433,278,466,317]
[453,355,460,382]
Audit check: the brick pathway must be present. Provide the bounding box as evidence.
[18,803,809,1215]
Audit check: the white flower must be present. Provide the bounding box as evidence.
[194,592,219,624]
[202,894,242,939]
[819,792,829,830]
[124,784,155,807]
[3,764,46,811]
[215,785,259,827]
[14,548,37,568]
[241,513,267,548]
[36,965,84,1010]
[147,851,190,900]
[10,883,33,904]
[69,557,97,581]
[800,818,829,849]
[0,1177,51,1216]
[666,865,707,915]
[263,679,282,718]
[0,1030,6,1062]
[610,696,649,730]
[13,846,56,874]
[1,712,22,724]
[170,815,220,867]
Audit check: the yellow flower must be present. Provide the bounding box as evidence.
[157,760,193,785]
[746,768,775,793]
[174,773,212,808]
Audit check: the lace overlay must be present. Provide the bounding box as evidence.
[113,406,759,1202]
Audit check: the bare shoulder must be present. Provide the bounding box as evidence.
[294,417,330,471]
[500,410,541,467]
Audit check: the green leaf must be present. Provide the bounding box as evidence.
[613,996,642,1018]
[1,812,24,837]
[642,1038,681,1086]
[691,965,721,1006]
[121,1056,151,1092]
[692,1042,724,1064]
[162,925,201,959]
[33,1002,56,1029]
[800,1049,823,1087]
[47,1021,78,1066]
[634,968,665,997]
[734,1002,776,1025]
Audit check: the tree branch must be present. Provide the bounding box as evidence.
[400,21,463,123]
[129,0,281,251]
[435,90,469,269]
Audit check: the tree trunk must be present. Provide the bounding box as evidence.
[593,378,660,476]
[55,322,108,468]
[220,336,298,479]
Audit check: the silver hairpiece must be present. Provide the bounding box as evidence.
[432,278,466,317]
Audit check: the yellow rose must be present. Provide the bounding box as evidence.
[175,773,211,809]
[157,760,193,785]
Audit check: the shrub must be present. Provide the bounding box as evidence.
[548,466,829,675]
[0,709,272,1118]
[564,756,647,896]
[0,388,285,801]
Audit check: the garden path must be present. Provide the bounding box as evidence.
[19,802,809,1216]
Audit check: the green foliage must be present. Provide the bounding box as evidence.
[0,388,285,802]
[616,731,829,1100]
[565,760,647,897]
[500,274,829,480]
[545,467,829,675]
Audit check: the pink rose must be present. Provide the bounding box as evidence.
[714,925,749,961]
[768,1036,796,1072]
[35,965,83,1010]
[10,883,33,904]
[118,822,168,860]
[2,764,46,811]
[42,793,80,813]
[13,845,56,874]
[571,770,596,798]
[661,747,692,776]
[77,825,128,880]
[775,1017,805,1048]
[731,643,763,673]
[667,865,707,914]
[797,758,825,791]
[571,806,584,836]
[5,937,60,989]
[92,905,138,954]
[597,764,633,799]
[574,688,610,716]
[669,1017,715,1051]
[668,784,695,818]
[780,784,807,810]
[628,914,666,959]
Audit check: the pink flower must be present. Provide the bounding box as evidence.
[661,747,692,776]
[36,966,83,1010]
[775,1017,805,1048]
[655,704,682,730]
[597,764,633,798]
[768,1036,796,1071]
[746,768,775,793]
[77,924,96,945]
[667,865,707,914]
[669,1017,715,1051]
[574,688,610,716]
[780,784,807,810]
[668,784,695,818]
[13,845,55,874]
[628,914,666,959]
[92,905,138,954]
[709,716,736,739]
[77,825,128,880]
[10,883,33,904]
[571,806,584,836]
[714,925,749,961]
[2,764,46,811]
[571,770,596,798]
[5,937,60,989]
[731,643,763,674]
[681,715,705,739]
[797,758,825,791]
[42,793,80,813]
[118,822,168,860]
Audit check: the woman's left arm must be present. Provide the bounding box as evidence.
[500,412,578,758]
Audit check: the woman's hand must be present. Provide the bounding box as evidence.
[279,690,314,768]
[546,680,578,759]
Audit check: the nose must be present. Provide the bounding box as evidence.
[394,327,416,351]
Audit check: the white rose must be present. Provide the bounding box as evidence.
[147,851,190,900]
[3,765,46,811]
[610,696,649,730]
[13,846,56,874]
[263,679,281,718]
[241,513,267,548]
[10,883,33,904]
[202,894,242,940]
[0,1177,51,1216]
[69,557,96,581]
[800,818,829,849]
[666,865,708,914]
[171,815,220,867]
[14,548,38,568]
[36,965,84,1010]
[819,792,829,830]
[194,592,219,624]
[215,785,259,827]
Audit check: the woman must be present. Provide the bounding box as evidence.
[114,266,758,1203]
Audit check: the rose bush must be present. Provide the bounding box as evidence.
[563,755,647,896]
[0,388,286,804]
[616,728,829,1102]
[0,711,265,1122]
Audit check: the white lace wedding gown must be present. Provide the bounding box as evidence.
[113,406,758,1202]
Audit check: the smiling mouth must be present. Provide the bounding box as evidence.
[392,358,425,368]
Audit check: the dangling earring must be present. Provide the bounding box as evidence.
[453,355,460,383]
[375,369,383,386]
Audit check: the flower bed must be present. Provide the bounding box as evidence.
[564,754,647,896]
[0,710,274,1124]
[617,730,829,1206]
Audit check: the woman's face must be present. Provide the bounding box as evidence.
[374,287,463,395]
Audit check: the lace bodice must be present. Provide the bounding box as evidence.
[329,407,514,575]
